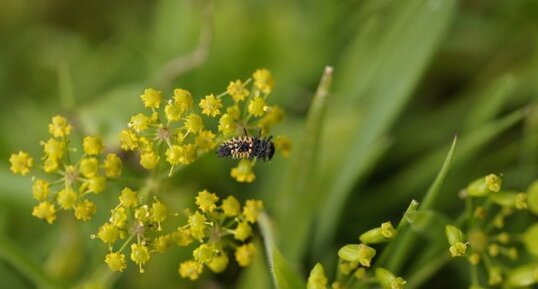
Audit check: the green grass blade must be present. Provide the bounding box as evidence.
[274,67,333,264]
[312,0,458,256]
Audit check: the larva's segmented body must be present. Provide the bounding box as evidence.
[217,136,275,161]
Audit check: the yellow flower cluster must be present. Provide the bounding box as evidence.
[118,69,289,181]
[97,189,263,277]
[9,116,122,224]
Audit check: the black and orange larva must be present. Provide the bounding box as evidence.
[216,136,275,161]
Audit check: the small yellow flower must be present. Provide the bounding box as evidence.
[129,113,152,133]
[243,200,263,223]
[235,243,256,267]
[140,150,160,169]
[449,242,467,257]
[48,115,72,138]
[119,187,138,208]
[83,136,103,156]
[135,205,150,223]
[227,105,241,119]
[110,207,128,228]
[253,69,273,94]
[57,187,78,210]
[153,235,172,253]
[184,113,204,134]
[188,211,207,240]
[179,260,202,280]
[140,88,162,109]
[173,88,193,110]
[43,157,59,173]
[131,243,151,272]
[208,253,229,273]
[199,94,222,117]
[221,196,240,217]
[218,113,237,136]
[151,201,168,224]
[248,96,266,117]
[227,80,249,102]
[485,174,502,192]
[88,175,106,193]
[74,199,97,221]
[274,135,292,157]
[119,129,138,151]
[231,159,256,183]
[32,179,49,201]
[193,244,214,264]
[43,138,65,160]
[165,101,183,122]
[80,157,99,178]
[32,202,57,224]
[9,151,33,176]
[380,222,397,239]
[195,190,219,213]
[103,153,122,177]
[105,252,127,272]
[166,145,197,166]
[172,227,193,246]
[234,222,252,241]
[195,130,216,152]
[97,223,119,244]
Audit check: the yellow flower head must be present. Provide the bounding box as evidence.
[227,80,249,102]
[248,96,267,117]
[48,115,72,138]
[57,187,78,210]
[234,222,252,241]
[227,105,241,119]
[195,190,219,213]
[83,136,103,156]
[32,179,49,201]
[165,101,183,122]
[151,201,168,224]
[193,243,214,264]
[88,175,106,193]
[153,235,172,253]
[135,205,150,223]
[179,260,202,280]
[218,113,237,136]
[105,252,127,272]
[32,201,57,224]
[130,243,151,272]
[103,153,122,177]
[74,199,97,221]
[188,211,207,240]
[97,223,119,244]
[9,151,33,176]
[307,263,328,289]
[235,243,256,267]
[43,138,65,160]
[172,227,193,247]
[119,187,139,208]
[208,253,229,273]
[140,150,160,169]
[129,113,152,133]
[110,207,128,228]
[43,157,59,173]
[119,129,138,151]
[221,196,240,217]
[242,199,263,223]
[195,130,216,152]
[173,88,193,111]
[140,88,162,109]
[199,94,222,117]
[231,159,256,183]
[184,113,204,134]
[79,157,99,178]
[253,69,273,94]
[274,135,292,158]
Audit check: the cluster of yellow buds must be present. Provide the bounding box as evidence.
[308,221,406,289]
[95,189,263,278]
[9,116,122,224]
[118,69,291,182]
[446,174,538,288]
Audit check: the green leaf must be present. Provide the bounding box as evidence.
[313,0,458,256]
[273,67,333,264]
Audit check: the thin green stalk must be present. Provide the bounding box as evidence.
[0,235,63,289]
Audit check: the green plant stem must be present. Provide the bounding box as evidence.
[0,235,63,289]
[406,253,450,289]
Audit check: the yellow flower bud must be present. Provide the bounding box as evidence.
[242,199,263,223]
[79,157,99,178]
[375,268,406,289]
[103,153,122,177]
[32,201,57,224]
[179,260,202,280]
[195,190,219,213]
[227,80,249,102]
[208,253,229,273]
[97,223,119,244]
[119,187,138,207]
[48,115,72,138]
[231,159,256,183]
[119,129,138,151]
[130,243,150,272]
[57,187,78,210]
[32,179,49,201]
[140,88,162,109]
[83,136,103,156]
[307,263,328,289]
[140,150,159,169]
[338,244,376,267]
[9,151,33,176]
[74,199,97,221]
[235,243,256,267]
[248,96,266,117]
[105,252,127,272]
[184,113,204,133]
[221,196,240,217]
[234,222,252,241]
[173,88,193,111]
[253,68,273,94]
[193,244,214,264]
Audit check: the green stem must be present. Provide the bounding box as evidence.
[0,235,63,289]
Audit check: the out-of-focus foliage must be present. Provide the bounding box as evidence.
[1,0,537,288]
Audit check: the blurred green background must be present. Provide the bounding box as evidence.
[1,0,537,288]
